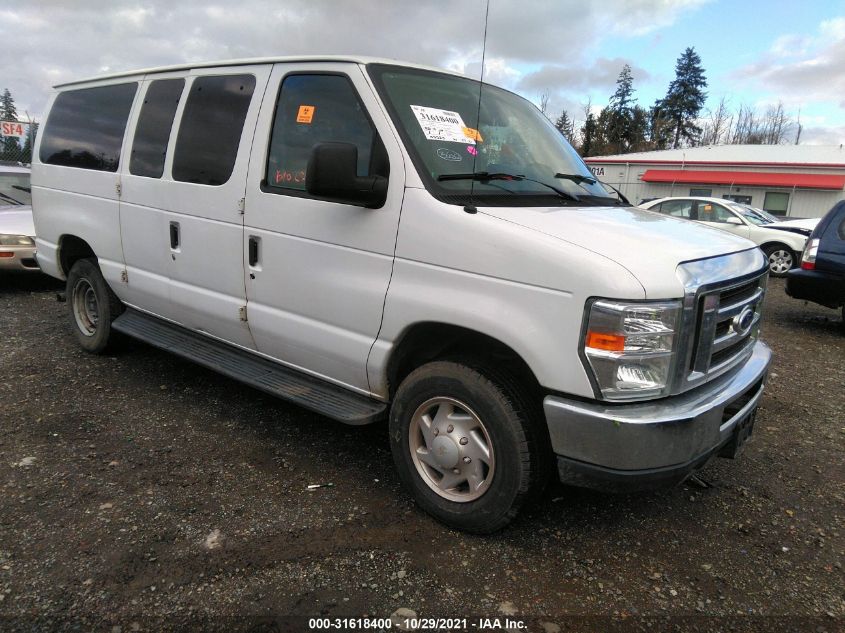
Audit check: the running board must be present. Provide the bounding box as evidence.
[112,309,386,425]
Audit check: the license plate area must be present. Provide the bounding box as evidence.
[719,407,757,459]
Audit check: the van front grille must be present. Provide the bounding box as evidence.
[689,274,767,378]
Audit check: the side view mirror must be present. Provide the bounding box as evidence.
[725,216,743,225]
[306,142,388,208]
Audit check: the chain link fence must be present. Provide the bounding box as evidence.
[0,120,38,165]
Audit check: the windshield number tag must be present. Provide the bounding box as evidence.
[410,105,476,144]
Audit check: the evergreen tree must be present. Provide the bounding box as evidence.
[659,48,708,148]
[648,101,674,150]
[554,110,576,144]
[0,88,17,121]
[580,112,597,157]
[0,88,21,161]
[606,64,636,153]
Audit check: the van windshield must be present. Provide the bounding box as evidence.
[368,64,615,206]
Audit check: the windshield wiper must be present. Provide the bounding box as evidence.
[553,172,630,205]
[438,172,579,202]
[554,172,597,185]
[0,191,22,205]
[12,184,31,194]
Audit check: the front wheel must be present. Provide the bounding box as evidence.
[66,258,124,353]
[764,245,795,277]
[389,360,549,533]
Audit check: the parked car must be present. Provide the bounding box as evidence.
[32,57,771,532]
[786,201,845,324]
[0,164,39,272]
[640,196,809,276]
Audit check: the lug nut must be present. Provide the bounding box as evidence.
[433,427,439,436]
[452,468,461,474]
[447,424,454,433]
[459,437,468,445]
[463,456,471,464]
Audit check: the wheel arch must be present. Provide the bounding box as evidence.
[384,321,543,402]
[760,240,799,255]
[58,234,97,276]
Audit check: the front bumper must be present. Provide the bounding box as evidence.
[544,341,771,491]
[0,244,39,272]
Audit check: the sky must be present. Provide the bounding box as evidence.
[2,0,845,145]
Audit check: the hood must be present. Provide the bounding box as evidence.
[0,205,35,237]
[479,204,757,298]
[767,217,819,236]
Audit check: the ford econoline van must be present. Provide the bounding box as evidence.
[31,57,771,532]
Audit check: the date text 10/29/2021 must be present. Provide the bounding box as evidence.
[308,617,528,631]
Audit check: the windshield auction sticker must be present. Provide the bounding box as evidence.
[410,105,476,144]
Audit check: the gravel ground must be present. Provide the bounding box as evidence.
[0,273,843,633]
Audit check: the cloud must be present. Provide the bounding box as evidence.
[517,58,651,95]
[0,0,706,121]
[732,16,845,108]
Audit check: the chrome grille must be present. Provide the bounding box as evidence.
[691,277,766,376]
[673,249,769,395]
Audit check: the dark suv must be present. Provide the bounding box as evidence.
[786,201,845,324]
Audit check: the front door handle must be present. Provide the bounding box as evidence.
[169,222,180,250]
[248,236,259,267]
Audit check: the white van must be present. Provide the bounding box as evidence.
[31,57,771,532]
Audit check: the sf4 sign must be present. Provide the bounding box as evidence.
[1,121,26,138]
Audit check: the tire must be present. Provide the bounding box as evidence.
[65,258,124,354]
[763,244,796,277]
[389,360,550,533]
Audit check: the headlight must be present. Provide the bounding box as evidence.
[582,299,681,401]
[0,234,34,246]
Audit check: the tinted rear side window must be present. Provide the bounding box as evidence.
[130,79,185,178]
[40,83,138,172]
[172,75,256,186]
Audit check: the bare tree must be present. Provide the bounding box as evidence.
[760,101,792,144]
[700,96,733,146]
[538,91,550,117]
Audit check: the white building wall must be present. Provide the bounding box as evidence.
[587,162,845,219]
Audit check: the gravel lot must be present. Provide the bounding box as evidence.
[1,273,843,633]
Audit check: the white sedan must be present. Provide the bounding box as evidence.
[640,196,812,276]
[0,164,38,273]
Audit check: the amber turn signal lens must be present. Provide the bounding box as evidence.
[586,331,625,352]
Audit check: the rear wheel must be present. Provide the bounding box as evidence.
[66,258,124,353]
[764,244,795,277]
[389,360,549,533]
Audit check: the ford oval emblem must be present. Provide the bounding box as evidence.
[733,307,755,337]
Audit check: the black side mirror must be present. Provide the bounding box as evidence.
[306,142,388,208]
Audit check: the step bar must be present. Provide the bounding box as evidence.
[112,309,386,425]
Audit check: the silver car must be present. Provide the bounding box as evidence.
[0,164,38,272]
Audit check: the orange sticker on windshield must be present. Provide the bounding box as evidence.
[296,105,315,124]
[463,126,483,142]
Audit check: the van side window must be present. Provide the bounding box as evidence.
[172,74,256,186]
[39,83,137,172]
[130,79,185,178]
[265,74,387,193]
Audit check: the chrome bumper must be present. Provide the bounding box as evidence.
[0,245,39,271]
[544,341,771,486]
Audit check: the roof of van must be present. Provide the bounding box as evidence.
[54,56,467,88]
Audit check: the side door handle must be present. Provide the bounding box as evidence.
[169,221,180,250]
[248,236,259,267]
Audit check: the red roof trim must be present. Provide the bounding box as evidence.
[640,169,845,190]
[584,158,845,168]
